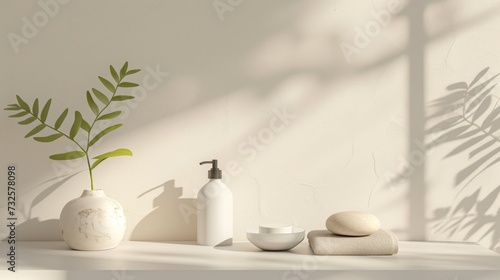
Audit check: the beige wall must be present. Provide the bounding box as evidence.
[0,0,498,253]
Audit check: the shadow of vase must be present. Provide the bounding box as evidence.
[131,180,197,241]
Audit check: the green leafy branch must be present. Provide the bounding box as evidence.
[4,62,141,190]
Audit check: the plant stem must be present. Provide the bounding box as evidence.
[84,77,123,190]
[86,154,94,190]
[27,76,123,191]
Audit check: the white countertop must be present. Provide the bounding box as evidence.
[8,240,500,270]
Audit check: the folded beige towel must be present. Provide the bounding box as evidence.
[307,229,398,255]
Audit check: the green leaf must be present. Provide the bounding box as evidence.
[97,111,121,121]
[9,111,29,118]
[16,95,30,112]
[81,119,91,132]
[92,88,109,104]
[55,108,69,130]
[119,61,128,78]
[91,148,133,169]
[89,124,122,147]
[86,91,99,115]
[110,65,120,83]
[70,111,82,139]
[25,124,46,138]
[4,105,22,111]
[94,148,133,159]
[18,116,37,125]
[125,69,140,76]
[90,159,105,170]
[40,99,52,122]
[32,98,39,117]
[49,151,86,160]
[118,82,139,88]
[34,133,63,143]
[99,76,115,93]
[111,95,135,101]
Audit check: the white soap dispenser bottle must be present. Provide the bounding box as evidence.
[197,159,233,246]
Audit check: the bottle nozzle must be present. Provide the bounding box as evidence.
[200,159,222,179]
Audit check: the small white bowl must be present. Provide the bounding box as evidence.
[247,227,305,251]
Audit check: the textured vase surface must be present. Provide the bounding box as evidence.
[59,189,126,250]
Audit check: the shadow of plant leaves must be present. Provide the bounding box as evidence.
[29,171,84,218]
[429,67,500,252]
[427,68,500,185]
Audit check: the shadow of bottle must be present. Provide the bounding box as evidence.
[131,180,197,241]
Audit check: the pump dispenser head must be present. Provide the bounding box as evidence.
[200,159,222,179]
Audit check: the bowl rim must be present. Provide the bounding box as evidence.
[246,227,305,235]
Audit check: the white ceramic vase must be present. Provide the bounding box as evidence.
[59,189,126,250]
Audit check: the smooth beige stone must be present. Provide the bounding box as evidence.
[326,211,380,236]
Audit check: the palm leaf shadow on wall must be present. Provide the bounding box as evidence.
[428,67,500,252]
